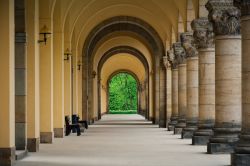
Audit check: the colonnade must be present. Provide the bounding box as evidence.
[166,0,250,165]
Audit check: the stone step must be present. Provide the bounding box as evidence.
[15,150,28,160]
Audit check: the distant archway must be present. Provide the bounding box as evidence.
[107,72,139,114]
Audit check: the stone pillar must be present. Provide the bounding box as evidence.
[173,42,187,134]
[231,1,250,165]
[180,32,199,139]
[53,32,64,138]
[159,61,167,128]
[15,0,27,151]
[163,54,172,128]
[39,18,54,143]
[206,0,242,154]
[64,49,72,118]
[0,0,15,165]
[191,17,215,145]
[167,49,179,131]
[26,0,40,152]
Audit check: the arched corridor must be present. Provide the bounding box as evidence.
[0,0,250,166]
[16,115,229,166]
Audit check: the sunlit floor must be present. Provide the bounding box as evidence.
[16,114,230,166]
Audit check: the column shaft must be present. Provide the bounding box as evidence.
[168,69,178,131]
[182,56,199,138]
[0,0,15,165]
[193,48,215,145]
[159,67,167,128]
[53,32,64,138]
[231,2,250,164]
[26,0,40,152]
[39,19,54,143]
[166,67,172,128]
[207,36,242,153]
[174,64,187,134]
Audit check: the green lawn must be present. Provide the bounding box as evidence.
[109,110,137,114]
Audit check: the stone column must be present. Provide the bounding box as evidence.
[0,0,15,165]
[159,60,167,128]
[39,19,54,143]
[181,32,199,139]
[173,42,187,134]
[15,0,27,152]
[206,0,242,154]
[167,49,179,131]
[53,31,64,138]
[231,1,250,165]
[26,0,40,152]
[191,17,216,145]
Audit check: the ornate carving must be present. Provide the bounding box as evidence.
[191,17,215,49]
[162,55,169,69]
[234,0,250,16]
[206,0,241,36]
[180,32,198,57]
[167,49,178,69]
[173,42,186,64]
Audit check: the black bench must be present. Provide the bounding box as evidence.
[65,116,82,136]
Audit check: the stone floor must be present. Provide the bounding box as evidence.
[16,114,230,166]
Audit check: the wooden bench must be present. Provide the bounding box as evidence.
[65,116,82,136]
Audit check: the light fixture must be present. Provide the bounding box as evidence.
[77,60,82,70]
[38,25,52,45]
[64,48,72,61]
[92,71,97,78]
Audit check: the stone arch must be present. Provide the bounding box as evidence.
[97,46,150,119]
[82,16,165,124]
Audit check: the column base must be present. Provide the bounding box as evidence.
[168,125,174,131]
[54,128,64,138]
[207,142,237,154]
[40,132,53,144]
[231,153,250,166]
[182,128,196,139]
[174,127,183,134]
[192,135,211,145]
[0,147,15,166]
[27,138,39,152]
[159,120,167,128]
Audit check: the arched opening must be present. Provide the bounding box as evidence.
[108,72,138,114]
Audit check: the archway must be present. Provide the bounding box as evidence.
[107,72,139,114]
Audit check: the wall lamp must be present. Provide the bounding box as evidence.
[38,25,51,45]
[92,70,97,78]
[77,60,82,70]
[64,48,72,61]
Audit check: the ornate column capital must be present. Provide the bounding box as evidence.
[205,0,241,36]
[191,17,215,49]
[173,42,187,65]
[180,32,198,57]
[167,49,178,69]
[234,0,250,16]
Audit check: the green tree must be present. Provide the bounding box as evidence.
[109,73,137,114]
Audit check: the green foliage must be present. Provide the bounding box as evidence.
[109,73,137,114]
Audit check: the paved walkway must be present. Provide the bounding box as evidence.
[16,114,230,166]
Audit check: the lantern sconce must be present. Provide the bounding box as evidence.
[64,48,72,61]
[38,25,52,45]
[92,70,97,78]
[77,60,82,70]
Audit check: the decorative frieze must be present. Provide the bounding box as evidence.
[173,42,186,64]
[206,0,241,36]
[191,17,214,49]
[180,32,198,57]
[234,0,250,16]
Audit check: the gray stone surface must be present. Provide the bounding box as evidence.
[192,135,211,145]
[40,132,53,144]
[27,138,39,152]
[231,153,250,166]
[0,147,15,166]
[16,115,230,166]
[15,123,26,150]
[54,128,64,138]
